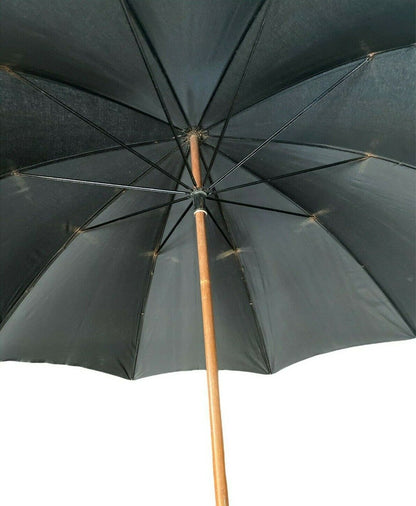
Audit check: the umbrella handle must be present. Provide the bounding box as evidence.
[190,133,229,506]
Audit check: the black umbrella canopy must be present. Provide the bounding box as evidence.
[0,0,415,381]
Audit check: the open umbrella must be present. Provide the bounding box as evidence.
[1,1,415,504]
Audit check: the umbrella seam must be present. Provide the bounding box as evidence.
[213,147,416,336]
[210,137,416,170]
[131,152,189,379]
[198,0,268,127]
[200,150,272,374]
[156,202,193,254]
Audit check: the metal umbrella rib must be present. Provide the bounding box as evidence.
[83,197,189,232]
[208,136,416,170]
[207,196,310,218]
[208,55,372,190]
[6,68,192,191]
[210,147,416,337]
[0,145,181,329]
[203,0,271,185]
[156,202,193,254]
[119,0,197,187]
[198,0,268,127]
[210,154,368,194]
[19,173,189,195]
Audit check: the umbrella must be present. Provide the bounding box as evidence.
[1,1,415,504]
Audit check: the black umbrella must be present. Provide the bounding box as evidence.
[1,1,415,504]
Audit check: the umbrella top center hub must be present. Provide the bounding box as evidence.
[185,127,208,143]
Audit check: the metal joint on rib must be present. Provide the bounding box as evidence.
[192,189,207,215]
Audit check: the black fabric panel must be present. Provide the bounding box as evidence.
[211,48,416,166]
[203,0,416,126]
[131,0,263,125]
[135,199,269,379]
[275,157,416,330]
[209,165,414,373]
[207,139,353,187]
[0,70,174,173]
[0,143,176,323]
[0,209,165,379]
[0,0,172,120]
[0,150,184,378]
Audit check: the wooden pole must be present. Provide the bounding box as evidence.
[189,133,229,506]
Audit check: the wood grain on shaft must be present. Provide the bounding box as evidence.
[190,134,229,506]
[189,134,203,187]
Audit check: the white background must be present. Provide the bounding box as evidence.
[1,338,415,506]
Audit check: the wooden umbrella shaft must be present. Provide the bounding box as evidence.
[189,134,229,506]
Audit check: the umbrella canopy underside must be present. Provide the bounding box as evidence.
[0,0,415,379]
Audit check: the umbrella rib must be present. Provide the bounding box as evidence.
[131,155,189,378]
[203,1,270,186]
[119,0,197,187]
[156,202,193,254]
[210,150,416,335]
[205,42,414,132]
[19,173,188,195]
[205,206,235,251]
[0,147,180,333]
[200,155,273,374]
[198,0,268,126]
[0,139,176,181]
[6,68,192,191]
[200,150,237,250]
[0,66,173,127]
[211,155,367,194]
[311,223,416,335]
[117,2,191,127]
[83,197,189,232]
[208,55,372,190]
[207,196,310,218]
[209,136,416,171]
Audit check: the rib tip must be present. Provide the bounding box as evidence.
[312,208,330,219]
